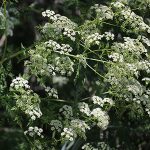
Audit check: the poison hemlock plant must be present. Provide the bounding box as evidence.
[1,0,150,149]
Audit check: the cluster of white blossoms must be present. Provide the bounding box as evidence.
[106,35,149,88]
[25,106,42,120]
[138,36,150,47]
[91,4,114,20]
[47,64,56,76]
[61,127,77,141]
[126,63,138,76]
[125,82,150,116]
[108,52,124,62]
[42,10,77,41]
[53,56,74,76]
[45,87,58,99]
[63,28,76,41]
[10,77,30,90]
[104,32,115,40]
[112,37,147,57]
[45,40,73,54]
[61,44,73,54]
[28,55,74,77]
[50,120,62,132]
[82,143,98,150]
[70,119,90,133]
[45,40,61,51]
[85,32,114,47]
[59,105,73,119]
[111,2,150,33]
[137,60,150,73]
[10,77,42,121]
[105,33,150,118]
[78,102,110,130]
[42,10,77,29]
[78,102,91,116]
[91,96,114,107]
[24,126,43,138]
[82,142,111,150]
[16,91,42,120]
[111,1,125,9]
[25,52,49,77]
[127,83,143,96]
[42,10,55,18]
[91,108,109,130]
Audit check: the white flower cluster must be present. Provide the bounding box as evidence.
[26,53,49,76]
[104,32,115,40]
[42,10,77,29]
[91,108,109,130]
[85,33,102,46]
[54,56,74,76]
[92,96,114,107]
[47,64,56,76]
[10,77,30,90]
[82,143,98,150]
[42,10,55,18]
[126,63,138,76]
[111,2,125,9]
[106,36,149,98]
[61,44,73,54]
[10,77,42,121]
[50,120,62,132]
[42,22,62,36]
[112,2,150,33]
[91,4,114,20]
[45,40,73,54]
[25,106,42,120]
[59,105,73,119]
[82,142,111,150]
[45,40,61,51]
[71,119,90,133]
[124,37,147,55]
[78,102,91,116]
[43,57,74,77]
[137,60,150,73]
[45,87,58,99]
[125,83,150,116]
[112,37,147,56]
[138,36,150,47]
[24,126,43,138]
[127,84,143,96]
[63,28,76,41]
[85,32,114,47]
[108,52,123,62]
[61,127,77,141]
[42,10,77,41]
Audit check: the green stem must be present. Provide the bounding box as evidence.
[0,50,25,65]
[86,63,105,79]
[86,48,112,55]
[55,51,110,64]
[86,57,110,63]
